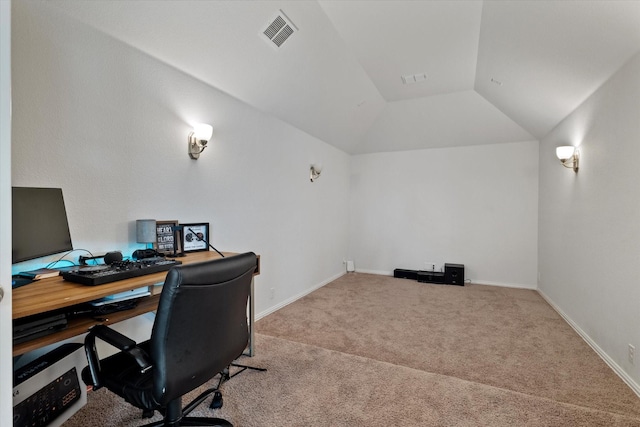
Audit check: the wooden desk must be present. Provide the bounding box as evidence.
[13,251,260,357]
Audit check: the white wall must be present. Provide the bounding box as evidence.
[349,140,539,288]
[1,1,13,425]
[11,1,350,320]
[538,51,640,391]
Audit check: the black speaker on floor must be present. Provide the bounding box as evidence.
[417,271,445,284]
[394,269,418,280]
[444,263,464,286]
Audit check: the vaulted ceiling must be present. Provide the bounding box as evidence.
[47,0,640,154]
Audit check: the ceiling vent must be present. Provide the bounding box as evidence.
[262,10,297,49]
[401,73,427,85]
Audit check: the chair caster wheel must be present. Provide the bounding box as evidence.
[210,390,223,409]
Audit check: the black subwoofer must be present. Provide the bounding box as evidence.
[444,263,464,286]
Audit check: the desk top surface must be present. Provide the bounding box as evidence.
[13,251,256,320]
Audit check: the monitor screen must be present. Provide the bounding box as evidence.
[12,187,73,264]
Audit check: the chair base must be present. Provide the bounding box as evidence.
[140,386,232,427]
[142,416,232,427]
[141,363,267,426]
[227,362,267,381]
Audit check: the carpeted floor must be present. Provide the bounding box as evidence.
[65,273,640,426]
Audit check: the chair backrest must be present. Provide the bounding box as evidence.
[149,252,257,405]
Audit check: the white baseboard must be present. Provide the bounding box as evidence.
[354,269,393,276]
[356,270,537,290]
[354,270,536,290]
[256,271,345,321]
[470,280,536,290]
[538,289,640,398]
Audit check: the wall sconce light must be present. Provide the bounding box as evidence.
[310,164,322,182]
[555,146,579,173]
[188,123,213,160]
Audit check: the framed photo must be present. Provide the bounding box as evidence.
[181,223,210,253]
[156,220,181,255]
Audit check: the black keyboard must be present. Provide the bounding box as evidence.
[61,258,182,286]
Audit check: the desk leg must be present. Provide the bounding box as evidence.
[247,277,255,357]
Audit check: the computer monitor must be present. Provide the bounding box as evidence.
[12,187,73,264]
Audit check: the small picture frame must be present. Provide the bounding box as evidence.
[156,220,181,255]
[181,223,210,253]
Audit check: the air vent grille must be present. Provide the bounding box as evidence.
[401,73,428,85]
[262,10,297,49]
[272,25,294,47]
[264,16,286,40]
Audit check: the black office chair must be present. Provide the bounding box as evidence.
[82,252,258,427]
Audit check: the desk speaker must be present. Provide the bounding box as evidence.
[104,251,123,265]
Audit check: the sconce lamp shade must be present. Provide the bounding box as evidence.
[136,219,157,244]
[556,146,575,160]
[188,123,213,160]
[193,123,213,141]
[555,145,579,172]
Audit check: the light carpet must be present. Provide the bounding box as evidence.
[64,273,640,425]
[256,274,640,419]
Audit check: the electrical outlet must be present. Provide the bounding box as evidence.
[425,262,436,271]
[629,344,635,365]
[269,287,275,300]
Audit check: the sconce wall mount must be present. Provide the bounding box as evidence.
[188,123,213,160]
[310,164,322,182]
[556,146,579,173]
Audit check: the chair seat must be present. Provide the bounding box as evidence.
[82,340,158,411]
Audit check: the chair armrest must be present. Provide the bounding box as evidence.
[90,324,137,350]
[84,324,153,390]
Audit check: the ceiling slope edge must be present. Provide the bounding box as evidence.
[353,90,534,155]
